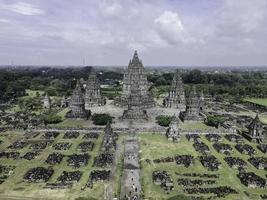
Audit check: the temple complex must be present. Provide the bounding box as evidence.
[179,86,204,121]
[66,81,87,118]
[164,71,185,109]
[43,94,51,109]
[115,51,155,109]
[85,70,105,109]
[243,115,264,143]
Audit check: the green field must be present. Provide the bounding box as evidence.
[0,131,123,200]
[1,132,266,200]
[139,134,267,200]
[244,98,267,107]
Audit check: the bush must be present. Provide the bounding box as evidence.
[44,114,62,124]
[91,113,112,125]
[156,115,173,127]
[205,115,225,128]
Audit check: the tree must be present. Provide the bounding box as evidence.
[205,115,225,128]
[44,114,62,124]
[91,113,112,125]
[156,115,173,127]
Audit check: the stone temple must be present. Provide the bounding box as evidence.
[66,81,88,118]
[85,70,105,109]
[115,50,155,109]
[179,86,204,121]
[243,114,264,143]
[122,80,148,121]
[43,94,51,109]
[166,119,181,142]
[164,71,185,109]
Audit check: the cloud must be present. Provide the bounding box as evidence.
[154,11,192,45]
[100,0,122,17]
[0,2,44,16]
[218,0,267,37]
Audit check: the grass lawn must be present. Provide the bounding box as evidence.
[244,98,267,107]
[0,130,123,200]
[179,121,226,132]
[26,89,45,97]
[1,131,266,200]
[139,134,267,200]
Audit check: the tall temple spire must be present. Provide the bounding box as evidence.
[132,50,139,61]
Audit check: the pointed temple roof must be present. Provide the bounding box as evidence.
[129,50,143,68]
[249,114,262,129]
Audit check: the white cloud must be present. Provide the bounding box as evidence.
[100,1,122,17]
[0,2,44,16]
[218,0,267,36]
[154,11,191,45]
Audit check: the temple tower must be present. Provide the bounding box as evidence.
[85,69,105,109]
[247,115,264,143]
[164,71,185,109]
[67,81,87,118]
[179,86,204,121]
[122,80,148,121]
[43,94,51,109]
[115,51,155,108]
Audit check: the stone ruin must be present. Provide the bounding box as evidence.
[164,70,185,109]
[243,114,265,143]
[166,119,180,142]
[179,85,205,122]
[43,93,51,109]
[115,50,155,109]
[66,81,88,119]
[121,79,148,121]
[85,69,105,109]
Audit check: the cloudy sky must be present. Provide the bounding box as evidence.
[0,0,267,66]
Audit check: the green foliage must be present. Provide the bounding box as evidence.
[44,113,63,124]
[156,115,173,127]
[75,198,97,200]
[168,195,190,200]
[205,115,225,128]
[18,96,42,111]
[91,113,112,125]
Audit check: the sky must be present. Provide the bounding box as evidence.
[0,0,267,66]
